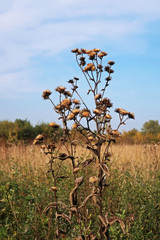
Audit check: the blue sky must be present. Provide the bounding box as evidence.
[0,0,160,131]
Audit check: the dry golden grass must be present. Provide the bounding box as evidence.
[0,142,159,180]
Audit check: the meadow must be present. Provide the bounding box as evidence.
[0,142,159,239]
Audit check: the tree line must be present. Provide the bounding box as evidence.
[0,119,160,143]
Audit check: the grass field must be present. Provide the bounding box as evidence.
[0,142,160,239]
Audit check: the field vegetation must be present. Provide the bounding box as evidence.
[0,143,159,239]
[0,48,160,239]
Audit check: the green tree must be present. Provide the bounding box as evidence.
[141,120,160,134]
[14,119,35,140]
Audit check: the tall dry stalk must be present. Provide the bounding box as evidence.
[34,48,135,239]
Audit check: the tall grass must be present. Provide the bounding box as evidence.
[0,143,159,239]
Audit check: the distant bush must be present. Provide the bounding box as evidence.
[0,119,62,143]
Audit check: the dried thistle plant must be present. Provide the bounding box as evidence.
[34,48,135,239]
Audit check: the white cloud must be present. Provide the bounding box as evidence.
[0,0,160,98]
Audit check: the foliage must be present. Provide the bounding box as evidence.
[0,120,62,143]
[141,120,160,135]
[0,153,159,240]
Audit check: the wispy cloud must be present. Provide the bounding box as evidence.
[0,0,160,98]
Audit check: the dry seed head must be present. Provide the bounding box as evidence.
[36,134,44,141]
[72,108,80,115]
[68,79,74,84]
[97,64,103,69]
[61,98,71,108]
[71,48,78,53]
[85,49,92,54]
[84,63,94,72]
[55,104,64,111]
[93,48,100,52]
[49,122,59,129]
[74,77,79,81]
[98,51,107,58]
[89,176,98,184]
[73,167,80,173]
[64,90,72,97]
[108,60,115,66]
[71,48,81,54]
[115,108,129,115]
[81,109,91,118]
[72,123,79,129]
[105,114,112,120]
[94,93,102,100]
[42,90,52,99]
[79,56,85,61]
[91,65,96,71]
[93,109,101,116]
[81,48,87,53]
[105,65,110,71]
[108,69,114,74]
[110,130,121,138]
[55,86,66,93]
[102,98,112,108]
[128,112,135,119]
[67,112,75,120]
[106,76,111,81]
[51,187,58,192]
[89,51,96,60]
[73,99,80,104]
[101,51,107,56]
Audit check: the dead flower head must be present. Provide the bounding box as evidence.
[71,48,81,54]
[55,86,66,93]
[93,109,101,116]
[33,134,44,144]
[61,98,71,109]
[128,112,135,119]
[72,108,80,115]
[105,114,112,120]
[64,90,72,97]
[93,48,100,52]
[89,176,98,184]
[49,122,59,129]
[115,108,129,116]
[67,112,75,120]
[108,60,115,66]
[94,93,102,101]
[89,51,96,60]
[42,90,52,99]
[72,123,79,129]
[73,99,80,105]
[110,130,121,138]
[84,63,94,72]
[81,109,91,118]
[98,51,107,58]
